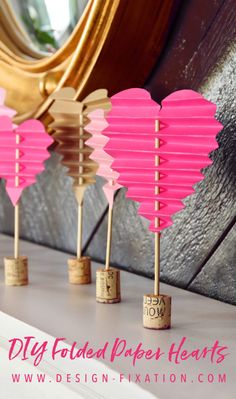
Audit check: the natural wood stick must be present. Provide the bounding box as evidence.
[154,119,160,295]
[14,131,20,259]
[154,231,160,296]
[76,113,84,259]
[77,202,83,259]
[14,204,19,258]
[105,204,113,270]
[143,119,172,329]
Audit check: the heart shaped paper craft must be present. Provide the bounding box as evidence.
[103,88,223,232]
[48,88,111,204]
[0,116,53,205]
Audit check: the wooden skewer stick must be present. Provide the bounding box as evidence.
[154,119,160,296]
[14,203,20,258]
[77,112,84,259]
[143,119,171,329]
[105,203,113,270]
[5,123,28,286]
[67,107,91,285]
[14,131,20,258]
[154,231,160,296]
[77,202,83,259]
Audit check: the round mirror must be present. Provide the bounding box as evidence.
[8,0,89,54]
[0,0,178,126]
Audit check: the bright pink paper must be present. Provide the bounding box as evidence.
[0,116,53,205]
[86,109,122,206]
[103,88,223,232]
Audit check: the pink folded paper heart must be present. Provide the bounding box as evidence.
[86,109,122,207]
[0,116,53,205]
[103,88,223,232]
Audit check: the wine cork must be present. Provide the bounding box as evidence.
[143,294,171,329]
[96,268,121,303]
[4,256,28,286]
[68,256,91,284]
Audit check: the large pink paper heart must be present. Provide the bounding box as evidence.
[103,88,223,232]
[0,116,53,205]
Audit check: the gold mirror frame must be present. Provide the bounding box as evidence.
[0,0,179,127]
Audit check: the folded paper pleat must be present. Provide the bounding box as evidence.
[48,88,111,205]
[102,88,223,232]
[0,117,53,205]
[86,109,122,206]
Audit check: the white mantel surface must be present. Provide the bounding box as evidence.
[0,234,235,399]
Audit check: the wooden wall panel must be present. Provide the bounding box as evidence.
[189,223,236,305]
[146,0,234,99]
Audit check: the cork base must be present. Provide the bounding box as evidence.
[67,256,91,284]
[143,294,171,330]
[4,256,28,286]
[96,268,121,303]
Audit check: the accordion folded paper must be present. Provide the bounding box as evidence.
[0,116,53,206]
[0,115,53,285]
[86,109,122,207]
[49,88,110,205]
[48,88,111,285]
[104,89,222,231]
[102,88,223,328]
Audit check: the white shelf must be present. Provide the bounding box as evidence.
[0,234,235,398]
